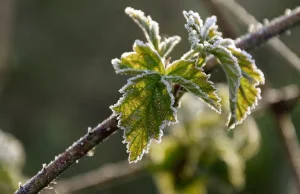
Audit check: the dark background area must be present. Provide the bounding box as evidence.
[0,0,299,193]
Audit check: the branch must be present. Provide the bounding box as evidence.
[15,8,300,194]
[206,0,300,73]
[44,85,300,194]
[269,86,300,192]
[54,160,145,193]
[16,115,119,194]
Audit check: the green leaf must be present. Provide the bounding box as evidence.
[158,36,181,58]
[112,40,165,75]
[125,7,161,50]
[165,59,221,113]
[111,73,177,162]
[211,45,242,127]
[227,47,265,128]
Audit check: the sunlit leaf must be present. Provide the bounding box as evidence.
[165,59,221,112]
[111,73,177,162]
[125,7,161,50]
[211,46,242,125]
[112,40,165,75]
[227,47,265,128]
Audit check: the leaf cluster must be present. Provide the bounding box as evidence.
[111,8,264,162]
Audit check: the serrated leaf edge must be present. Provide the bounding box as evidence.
[165,75,221,114]
[125,7,161,50]
[227,46,265,129]
[110,73,178,163]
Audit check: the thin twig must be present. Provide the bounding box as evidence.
[15,8,300,194]
[270,86,300,192]
[207,0,300,73]
[54,160,145,194]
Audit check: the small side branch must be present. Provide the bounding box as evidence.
[269,86,300,192]
[54,160,145,193]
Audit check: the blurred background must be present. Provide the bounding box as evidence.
[0,0,299,193]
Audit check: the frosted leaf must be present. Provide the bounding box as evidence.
[211,45,242,128]
[201,16,218,40]
[112,40,165,75]
[125,7,161,50]
[159,36,181,58]
[183,11,222,44]
[110,73,177,162]
[227,46,265,128]
[165,59,221,113]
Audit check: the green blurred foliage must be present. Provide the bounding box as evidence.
[0,130,25,193]
[149,85,261,194]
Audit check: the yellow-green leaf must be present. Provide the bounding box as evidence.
[112,40,165,75]
[165,59,221,112]
[227,47,265,128]
[111,73,177,162]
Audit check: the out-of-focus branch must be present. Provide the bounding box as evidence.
[15,8,300,194]
[201,0,238,38]
[0,0,15,94]
[53,160,145,194]
[269,86,300,192]
[205,0,300,73]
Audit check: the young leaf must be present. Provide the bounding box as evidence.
[210,45,242,125]
[112,40,165,75]
[111,73,177,162]
[227,47,265,128]
[158,36,181,58]
[125,7,161,50]
[165,59,221,112]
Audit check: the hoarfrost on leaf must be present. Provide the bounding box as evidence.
[112,40,165,75]
[165,59,221,113]
[183,11,264,128]
[111,7,265,162]
[111,73,177,162]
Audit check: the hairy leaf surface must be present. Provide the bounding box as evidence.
[111,73,177,162]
